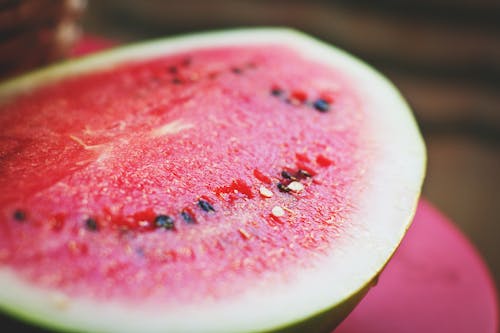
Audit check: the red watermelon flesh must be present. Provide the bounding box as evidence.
[0,29,425,333]
[0,45,366,302]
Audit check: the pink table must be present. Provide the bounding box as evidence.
[336,200,498,332]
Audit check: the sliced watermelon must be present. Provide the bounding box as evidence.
[0,29,426,332]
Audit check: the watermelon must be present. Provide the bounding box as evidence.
[0,29,426,332]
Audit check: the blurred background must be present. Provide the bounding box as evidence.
[2,0,499,296]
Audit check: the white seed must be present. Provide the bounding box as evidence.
[271,206,285,217]
[259,186,273,198]
[238,228,251,240]
[138,220,149,228]
[287,181,304,192]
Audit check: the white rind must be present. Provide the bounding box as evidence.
[0,28,426,332]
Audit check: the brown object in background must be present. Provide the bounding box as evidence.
[0,0,86,80]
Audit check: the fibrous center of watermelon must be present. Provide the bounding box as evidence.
[0,46,366,303]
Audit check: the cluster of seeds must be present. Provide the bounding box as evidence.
[117,199,215,232]
[167,57,192,85]
[253,167,314,218]
[270,87,331,113]
[256,168,312,200]
[164,57,257,85]
[11,153,326,235]
[276,169,312,194]
[10,199,216,233]
[230,62,256,75]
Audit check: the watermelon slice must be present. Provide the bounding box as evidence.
[0,29,426,332]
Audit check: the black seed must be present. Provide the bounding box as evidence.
[85,218,99,231]
[168,66,178,74]
[13,209,26,222]
[182,58,192,67]
[277,182,291,193]
[313,99,330,112]
[231,67,243,74]
[135,247,145,257]
[181,210,195,224]
[198,199,215,212]
[271,88,283,97]
[172,77,182,84]
[154,215,175,230]
[297,169,312,178]
[281,170,293,179]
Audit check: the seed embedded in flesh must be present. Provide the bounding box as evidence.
[259,186,273,198]
[198,199,215,212]
[271,206,285,217]
[231,67,243,74]
[313,98,330,112]
[297,169,312,178]
[154,215,175,230]
[238,228,251,240]
[277,182,291,193]
[13,209,26,222]
[85,218,99,232]
[181,210,195,224]
[281,170,294,180]
[271,88,284,97]
[287,181,304,192]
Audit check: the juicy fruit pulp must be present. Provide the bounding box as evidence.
[1,45,365,302]
[0,29,425,333]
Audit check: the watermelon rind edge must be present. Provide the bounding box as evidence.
[0,27,426,333]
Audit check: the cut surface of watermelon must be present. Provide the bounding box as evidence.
[0,29,425,332]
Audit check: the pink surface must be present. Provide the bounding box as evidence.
[336,200,499,333]
[71,38,499,332]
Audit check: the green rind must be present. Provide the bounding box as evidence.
[262,280,375,333]
[0,281,372,333]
